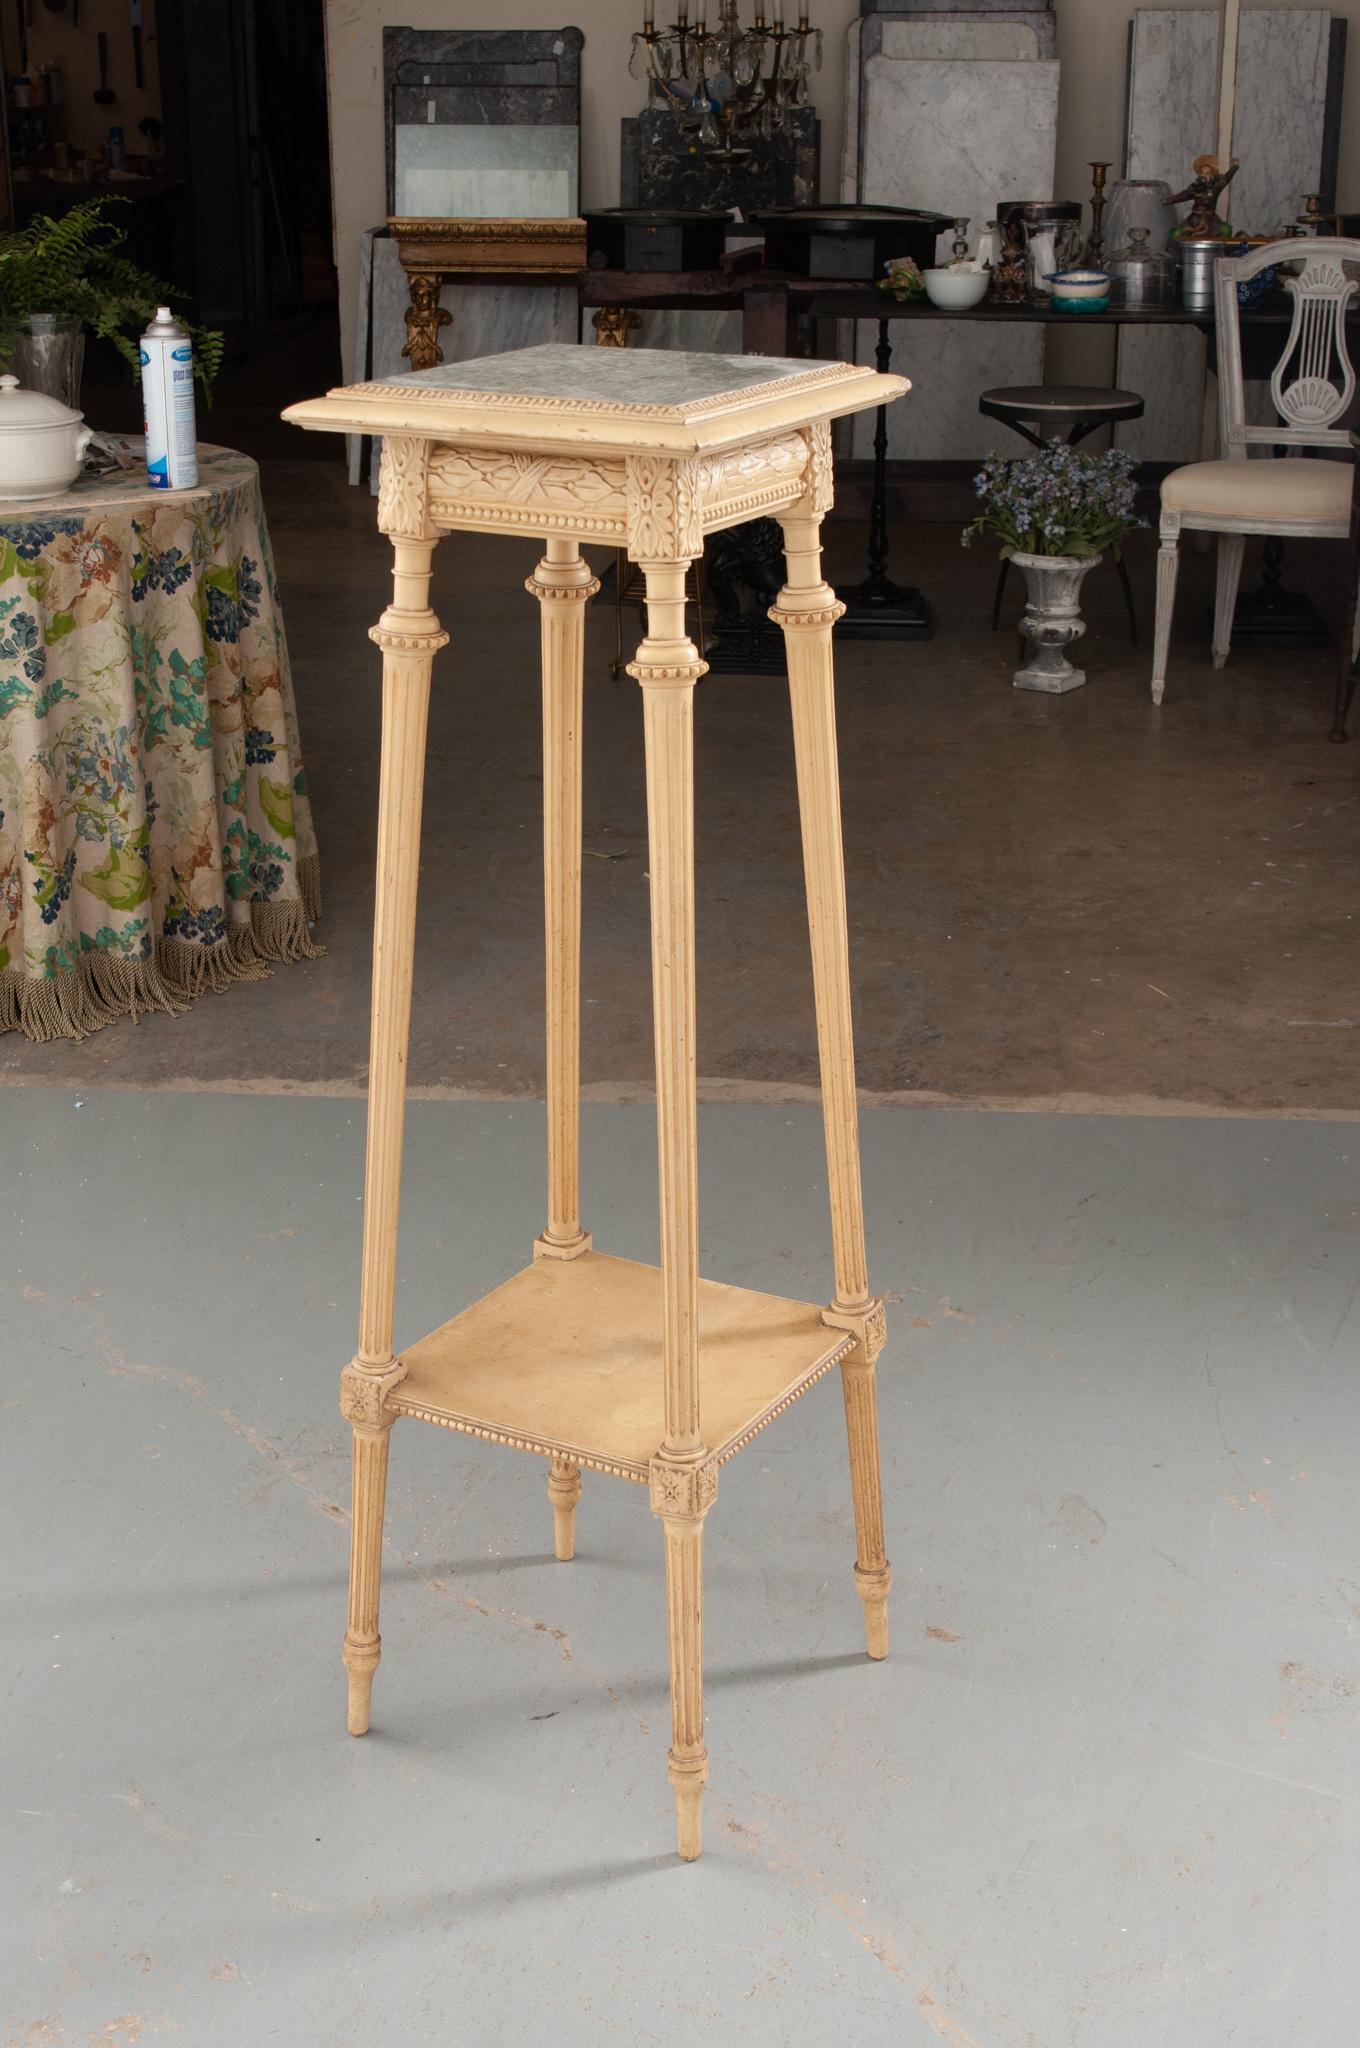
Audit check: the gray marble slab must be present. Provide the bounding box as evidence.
[347,228,378,486]
[386,342,817,404]
[631,310,745,357]
[364,238,580,490]
[1116,7,1335,462]
[850,42,1058,458]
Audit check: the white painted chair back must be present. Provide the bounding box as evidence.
[1215,237,1360,456]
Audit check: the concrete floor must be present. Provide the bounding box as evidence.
[2,455,1357,1114]
[6,1087,1359,2046]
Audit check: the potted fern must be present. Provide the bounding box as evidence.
[0,196,222,410]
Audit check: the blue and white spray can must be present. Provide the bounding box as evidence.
[139,306,197,490]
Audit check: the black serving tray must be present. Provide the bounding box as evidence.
[584,208,733,273]
[753,204,953,280]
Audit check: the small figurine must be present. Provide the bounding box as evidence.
[1166,154,1240,240]
[879,255,925,302]
[990,215,1029,302]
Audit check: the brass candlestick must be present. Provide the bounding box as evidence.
[1085,160,1111,266]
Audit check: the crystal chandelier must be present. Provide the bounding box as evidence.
[631,0,821,170]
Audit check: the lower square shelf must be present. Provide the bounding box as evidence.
[389,1251,854,1482]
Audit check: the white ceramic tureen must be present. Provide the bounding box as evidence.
[0,373,94,500]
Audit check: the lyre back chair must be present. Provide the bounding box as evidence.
[1150,237,1360,726]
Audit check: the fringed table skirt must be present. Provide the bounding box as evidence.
[0,441,321,1041]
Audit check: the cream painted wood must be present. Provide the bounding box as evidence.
[528,539,597,1263]
[771,507,891,1660]
[547,1455,582,1560]
[1152,240,1360,709]
[282,346,906,1859]
[338,440,448,1734]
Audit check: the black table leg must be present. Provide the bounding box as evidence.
[835,321,933,642]
[1231,533,1331,649]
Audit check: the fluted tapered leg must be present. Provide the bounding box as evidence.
[631,552,715,1857]
[343,1417,396,1733]
[662,1511,707,1861]
[527,541,598,1266]
[1212,534,1245,670]
[771,508,891,1660]
[341,498,446,1734]
[841,1356,891,1658]
[547,1455,582,1560]
[1151,514,1181,705]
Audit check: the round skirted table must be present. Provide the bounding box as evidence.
[0,439,320,1040]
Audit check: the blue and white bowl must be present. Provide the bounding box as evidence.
[1045,267,1111,312]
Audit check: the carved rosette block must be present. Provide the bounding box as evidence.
[625,455,703,564]
[648,1457,719,1521]
[547,1455,583,1560]
[822,1296,887,1367]
[340,1357,408,1429]
[803,420,836,514]
[377,435,436,542]
[402,272,452,373]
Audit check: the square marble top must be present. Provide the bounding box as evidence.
[284,342,907,458]
[389,343,818,407]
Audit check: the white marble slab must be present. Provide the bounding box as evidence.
[874,13,1051,62]
[840,15,863,202]
[1116,8,1334,462]
[852,49,1058,458]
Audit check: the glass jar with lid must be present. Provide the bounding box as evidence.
[1103,179,1174,257]
[1106,224,1176,307]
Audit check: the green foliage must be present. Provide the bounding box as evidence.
[0,197,223,400]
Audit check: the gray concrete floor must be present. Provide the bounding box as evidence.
[6,1086,1359,2046]
[3,456,1358,1113]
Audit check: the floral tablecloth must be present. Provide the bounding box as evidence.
[0,440,320,1039]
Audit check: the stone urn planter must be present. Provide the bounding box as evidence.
[1011,551,1102,693]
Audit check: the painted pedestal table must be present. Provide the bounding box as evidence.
[284,343,906,1860]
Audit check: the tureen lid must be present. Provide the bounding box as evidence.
[0,372,83,426]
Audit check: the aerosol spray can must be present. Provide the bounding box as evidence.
[140,306,198,490]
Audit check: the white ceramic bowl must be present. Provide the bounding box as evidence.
[922,268,990,310]
[1044,269,1110,301]
[0,373,93,500]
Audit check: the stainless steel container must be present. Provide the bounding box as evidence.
[1180,237,1230,310]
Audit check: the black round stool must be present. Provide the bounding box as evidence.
[978,384,1145,643]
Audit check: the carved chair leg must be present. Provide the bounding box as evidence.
[344,1415,397,1734]
[547,1456,582,1560]
[1212,534,1245,670]
[1151,514,1181,706]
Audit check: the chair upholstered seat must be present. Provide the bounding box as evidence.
[1162,455,1349,526]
